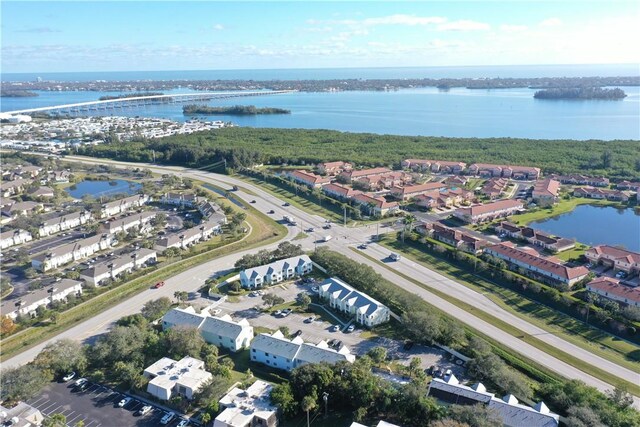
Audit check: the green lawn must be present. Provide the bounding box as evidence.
[555,243,589,262]
[352,246,640,395]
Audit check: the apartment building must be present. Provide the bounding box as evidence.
[215,380,278,427]
[418,222,488,254]
[352,193,400,216]
[389,182,446,201]
[414,188,474,210]
[586,277,640,308]
[32,233,115,272]
[468,163,541,180]
[322,183,362,201]
[338,167,391,183]
[38,210,92,237]
[103,211,156,235]
[285,169,331,188]
[0,178,30,197]
[144,357,212,401]
[617,181,640,192]
[585,245,640,274]
[495,222,575,252]
[355,171,413,191]
[0,228,33,249]
[316,161,352,176]
[453,199,524,224]
[240,255,313,288]
[160,191,200,208]
[80,248,157,286]
[155,219,222,252]
[0,279,83,319]
[573,187,630,202]
[401,159,467,174]
[553,174,609,187]
[100,194,149,218]
[318,277,390,327]
[481,178,510,199]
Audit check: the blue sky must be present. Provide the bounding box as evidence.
[2,1,639,72]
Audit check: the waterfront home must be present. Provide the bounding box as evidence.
[532,179,560,206]
[32,233,115,272]
[100,193,149,218]
[352,193,400,216]
[285,169,331,188]
[0,179,31,197]
[239,255,312,288]
[428,375,559,427]
[0,228,33,249]
[586,277,640,308]
[80,248,157,286]
[316,161,352,176]
[338,167,391,183]
[481,178,510,199]
[485,242,589,286]
[616,181,640,192]
[144,356,212,401]
[553,174,609,187]
[155,218,222,252]
[417,222,488,254]
[573,187,630,202]
[0,279,83,320]
[401,159,467,174]
[495,222,575,252]
[322,183,362,201]
[163,307,254,352]
[46,170,72,183]
[318,277,391,327]
[215,380,278,427]
[414,188,474,210]
[453,199,524,224]
[585,245,640,274]
[38,210,92,237]
[103,211,156,235]
[160,191,200,208]
[468,163,541,180]
[390,182,447,201]
[250,330,355,372]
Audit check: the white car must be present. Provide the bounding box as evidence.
[62,372,76,382]
[74,378,88,387]
[332,325,340,332]
[118,397,132,408]
[177,419,189,427]
[347,324,355,332]
[161,412,176,425]
[136,405,153,416]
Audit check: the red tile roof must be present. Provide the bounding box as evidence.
[457,199,524,217]
[587,277,640,304]
[392,182,446,195]
[533,179,560,198]
[586,246,640,263]
[487,243,589,280]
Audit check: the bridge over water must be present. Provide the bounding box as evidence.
[5,90,296,115]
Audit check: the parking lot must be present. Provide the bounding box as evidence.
[27,381,186,427]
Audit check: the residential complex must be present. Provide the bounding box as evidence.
[319,277,391,327]
[285,169,331,188]
[417,222,488,254]
[38,210,92,237]
[585,246,640,274]
[32,233,115,272]
[586,277,640,308]
[316,161,352,176]
[573,187,630,202]
[414,188,474,210]
[389,182,446,201]
[468,163,541,180]
[481,178,510,199]
[352,193,400,216]
[553,174,609,187]
[155,218,222,251]
[0,228,33,249]
[103,211,156,235]
[160,191,201,208]
[250,330,356,371]
[338,167,392,183]
[215,380,278,427]
[532,178,560,205]
[239,255,313,288]
[453,199,524,224]
[100,194,150,218]
[401,159,467,174]
[79,248,157,286]
[144,356,212,401]
[495,222,575,252]
[0,279,83,320]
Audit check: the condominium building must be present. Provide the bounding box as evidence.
[155,219,222,252]
[285,170,331,188]
[38,210,92,237]
[80,248,157,286]
[144,357,212,401]
[215,380,278,427]
[453,199,524,224]
[0,228,33,249]
[586,277,640,308]
[585,246,640,274]
[0,279,83,319]
[401,159,467,174]
[239,255,313,288]
[100,194,149,218]
[32,233,115,272]
[318,277,390,327]
[103,211,156,235]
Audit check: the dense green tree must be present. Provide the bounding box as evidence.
[261,293,284,307]
[1,365,52,403]
[270,383,297,418]
[367,346,388,364]
[43,413,67,427]
[141,297,173,321]
[164,325,204,359]
[447,404,502,427]
[33,339,87,377]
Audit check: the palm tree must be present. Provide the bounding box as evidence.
[201,413,211,427]
[302,395,317,427]
[402,214,416,243]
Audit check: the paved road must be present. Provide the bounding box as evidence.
[5,155,639,405]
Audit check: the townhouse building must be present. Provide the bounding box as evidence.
[322,183,362,201]
[485,242,590,286]
[428,375,559,427]
[160,191,200,208]
[0,228,33,249]
[338,167,392,183]
[100,193,149,218]
[468,163,541,180]
[586,277,640,308]
[355,171,413,191]
[285,169,331,188]
[414,188,474,210]
[453,199,524,224]
[155,218,222,252]
[12,165,43,179]
[45,170,72,183]
[389,182,446,201]
[443,175,469,186]
[1,201,43,220]
[215,380,278,427]
[616,181,640,192]
[495,222,575,252]
[103,211,156,235]
[162,307,254,352]
[573,187,629,202]
[318,277,390,327]
[417,222,488,254]
[240,255,313,288]
[0,279,83,320]
[0,178,30,197]
[481,178,510,199]
[38,210,92,237]
[401,159,467,174]
[80,248,157,286]
[585,245,640,274]
[352,193,400,216]
[27,186,55,198]
[553,174,609,187]
[316,161,353,176]
[532,179,560,206]
[32,233,115,272]
[144,356,212,401]
[250,330,356,372]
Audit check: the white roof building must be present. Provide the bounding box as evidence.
[0,402,44,427]
[0,279,83,320]
[144,356,212,401]
[240,255,313,288]
[214,380,278,427]
[319,277,390,327]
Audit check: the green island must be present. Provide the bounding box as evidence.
[534,87,627,100]
[182,104,291,115]
[98,92,164,101]
[0,90,38,97]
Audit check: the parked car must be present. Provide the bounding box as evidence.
[444,369,453,377]
[161,412,176,425]
[249,291,258,297]
[257,290,265,296]
[177,419,189,427]
[76,381,90,391]
[282,308,293,316]
[293,329,303,337]
[358,244,368,249]
[347,324,355,332]
[334,340,343,349]
[311,286,319,293]
[327,339,337,347]
[273,310,282,317]
[154,281,165,288]
[118,397,132,408]
[62,372,76,382]
[74,378,88,387]
[332,325,340,332]
[304,316,315,323]
[306,227,315,232]
[136,405,153,416]
[389,253,401,261]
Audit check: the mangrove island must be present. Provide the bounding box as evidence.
[533,87,627,100]
[182,104,291,115]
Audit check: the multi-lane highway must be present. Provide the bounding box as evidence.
[4,155,639,405]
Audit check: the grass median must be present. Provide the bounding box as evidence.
[350,247,640,396]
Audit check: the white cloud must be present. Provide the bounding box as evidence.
[213,24,224,31]
[500,24,527,33]
[437,20,490,31]
[539,18,562,27]
[361,14,447,26]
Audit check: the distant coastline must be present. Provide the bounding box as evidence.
[534,87,627,100]
[183,104,291,115]
[1,90,38,98]
[98,92,164,101]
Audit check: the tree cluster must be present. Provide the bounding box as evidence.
[234,241,304,270]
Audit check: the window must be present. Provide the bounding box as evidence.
[252,349,256,352]
[265,352,269,356]
[273,355,276,359]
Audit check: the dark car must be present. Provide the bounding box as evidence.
[268,210,275,214]
[333,340,343,349]
[293,329,303,337]
[250,200,256,203]
[283,202,290,207]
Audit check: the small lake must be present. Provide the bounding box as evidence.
[66,179,141,199]
[531,205,640,252]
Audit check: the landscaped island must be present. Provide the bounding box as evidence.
[0,90,38,97]
[182,104,291,115]
[98,92,164,101]
[533,87,627,100]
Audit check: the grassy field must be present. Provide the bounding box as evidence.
[509,197,621,225]
[376,236,640,369]
[555,242,589,261]
[352,247,640,395]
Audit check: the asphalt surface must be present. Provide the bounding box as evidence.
[4,155,639,407]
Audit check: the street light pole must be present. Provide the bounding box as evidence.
[322,392,329,418]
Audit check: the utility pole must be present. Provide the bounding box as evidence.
[322,392,329,418]
[343,205,346,226]
[152,150,156,163]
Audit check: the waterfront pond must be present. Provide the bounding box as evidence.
[531,205,640,252]
[65,179,141,199]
